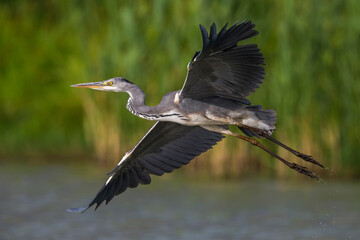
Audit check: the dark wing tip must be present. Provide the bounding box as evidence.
[197,19,259,55]
[218,22,228,38]
[182,19,264,102]
[199,24,210,51]
[66,205,89,213]
[209,22,217,41]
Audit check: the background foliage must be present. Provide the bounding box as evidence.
[1,0,359,178]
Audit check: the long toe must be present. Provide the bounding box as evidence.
[296,153,324,168]
[290,163,319,180]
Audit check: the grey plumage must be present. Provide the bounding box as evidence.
[69,20,323,213]
[68,122,224,212]
[181,21,264,104]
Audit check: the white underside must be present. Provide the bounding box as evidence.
[242,112,271,130]
[242,118,271,130]
[105,153,130,185]
[155,111,271,130]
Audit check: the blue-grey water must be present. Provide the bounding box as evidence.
[0,164,359,240]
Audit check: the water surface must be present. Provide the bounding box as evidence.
[0,164,359,239]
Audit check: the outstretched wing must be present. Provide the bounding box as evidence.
[180,20,265,105]
[68,122,224,212]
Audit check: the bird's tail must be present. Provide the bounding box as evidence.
[238,105,277,138]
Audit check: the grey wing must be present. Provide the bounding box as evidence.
[180,20,265,105]
[67,121,224,212]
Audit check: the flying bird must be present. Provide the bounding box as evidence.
[69,20,323,213]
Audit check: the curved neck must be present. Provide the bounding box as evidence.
[125,83,152,116]
[126,83,146,105]
[124,83,182,121]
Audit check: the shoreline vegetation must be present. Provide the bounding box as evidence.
[1,1,359,178]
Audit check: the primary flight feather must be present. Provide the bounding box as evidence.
[69,20,323,213]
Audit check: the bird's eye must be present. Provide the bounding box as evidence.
[107,81,113,86]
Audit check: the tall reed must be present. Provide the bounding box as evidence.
[0,0,359,177]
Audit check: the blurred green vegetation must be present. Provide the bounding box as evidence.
[0,0,359,178]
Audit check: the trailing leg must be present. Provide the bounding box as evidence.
[201,126,319,180]
[264,135,324,168]
[236,123,324,168]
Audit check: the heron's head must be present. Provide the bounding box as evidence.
[71,77,133,92]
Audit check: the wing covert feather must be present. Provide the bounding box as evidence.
[67,122,224,212]
[180,20,265,104]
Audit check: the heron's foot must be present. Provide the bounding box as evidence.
[287,162,320,180]
[262,129,274,136]
[251,129,274,139]
[213,128,321,180]
[295,152,324,168]
[262,135,325,169]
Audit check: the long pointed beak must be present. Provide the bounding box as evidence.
[71,81,106,89]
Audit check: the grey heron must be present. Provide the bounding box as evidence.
[69,20,323,213]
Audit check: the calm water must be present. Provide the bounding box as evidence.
[0,164,359,240]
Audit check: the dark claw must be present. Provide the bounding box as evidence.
[296,153,324,168]
[290,162,319,180]
[263,135,325,169]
